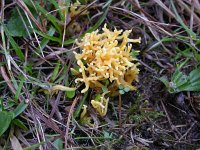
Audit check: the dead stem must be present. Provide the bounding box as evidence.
[119,94,122,128]
[161,100,181,139]
[65,95,80,148]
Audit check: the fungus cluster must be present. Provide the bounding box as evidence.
[74,24,140,93]
[73,24,140,119]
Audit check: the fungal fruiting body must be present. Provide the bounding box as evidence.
[74,24,140,118]
[74,24,140,94]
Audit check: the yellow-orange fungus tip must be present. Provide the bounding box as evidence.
[91,92,109,117]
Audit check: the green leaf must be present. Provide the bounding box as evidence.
[53,139,63,150]
[174,74,188,88]
[39,26,56,50]
[4,25,25,61]
[0,111,14,136]
[66,90,76,99]
[183,85,200,91]
[23,63,33,75]
[73,91,88,119]
[23,141,46,150]
[50,62,60,82]
[63,37,76,46]
[6,7,36,37]
[70,66,80,75]
[194,53,200,62]
[48,0,64,21]
[15,75,25,101]
[35,3,61,34]
[102,86,108,92]
[159,76,169,88]
[170,0,196,38]
[103,131,112,139]
[34,29,61,43]
[13,119,28,130]
[118,85,124,90]
[101,79,109,86]
[131,51,139,58]
[119,90,125,95]
[172,69,184,83]
[94,94,101,102]
[160,67,200,93]
[189,68,200,83]
[190,80,200,87]
[13,101,28,118]
[4,101,15,110]
[0,98,4,111]
[124,87,130,92]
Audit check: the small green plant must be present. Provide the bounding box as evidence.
[160,68,200,93]
[0,100,28,136]
[118,85,130,95]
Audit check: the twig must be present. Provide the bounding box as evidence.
[161,100,181,139]
[0,66,16,95]
[119,95,122,128]
[178,122,196,141]
[138,59,157,74]
[65,96,80,149]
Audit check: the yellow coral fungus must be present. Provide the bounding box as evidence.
[58,0,88,16]
[39,84,76,95]
[68,1,89,34]
[69,0,88,17]
[91,92,109,117]
[59,1,88,34]
[74,24,140,93]
[80,105,93,126]
[80,105,88,119]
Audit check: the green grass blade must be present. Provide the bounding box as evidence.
[63,37,76,45]
[189,68,200,83]
[73,91,88,119]
[48,0,64,21]
[170,0,196,38]
[4,26,25,61]
[23,141,46,150]
[0,111,14,136]
[13,101,28,118]
[34,29,61,43]
[84,1,111,33]
[39,26,56,50]
[35,3,62,34]
[172,69,184,83]
[15,75,25,101]
[13,119,28,130]
[50,62,60,82]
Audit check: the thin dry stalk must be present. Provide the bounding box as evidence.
[119,95,122,128]
[0,66,16,95]
[161,100,181,139]
[65,96,80,148]
[15,0,44,32]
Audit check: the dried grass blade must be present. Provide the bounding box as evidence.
[16,0,44,32]
[10,135,23,150]
[153,0,176,18]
